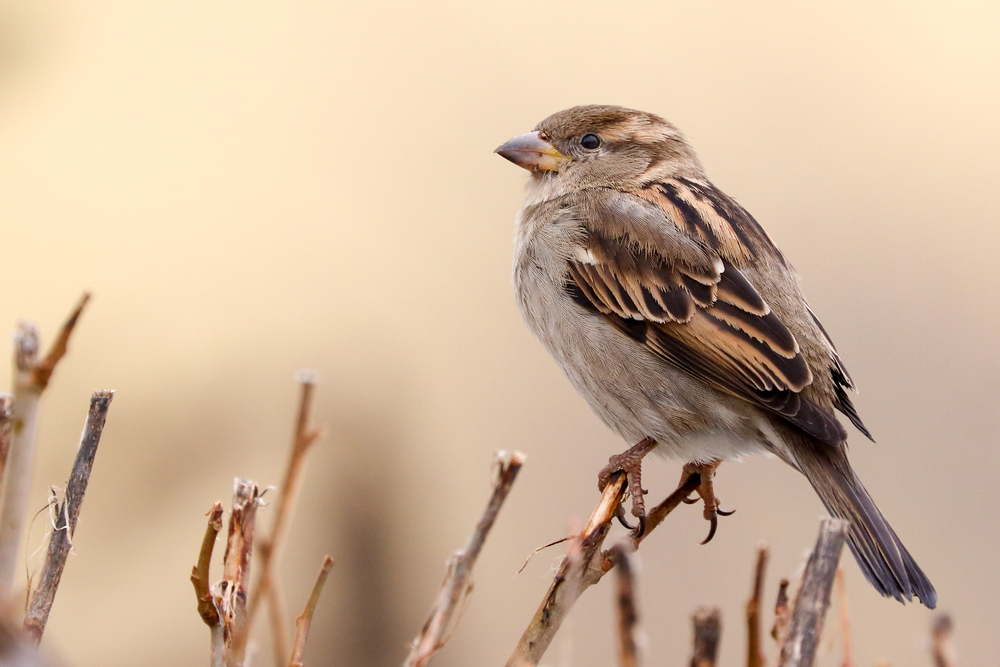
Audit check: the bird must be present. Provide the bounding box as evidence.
[495,104,935,608]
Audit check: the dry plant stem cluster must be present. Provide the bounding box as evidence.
[506,471,702,667]
[0,293,90,599]
[405,451,526,667]
[244,373,324,667]
[23,391,113,644]
[504,471,855,667]
[192,374,333,667]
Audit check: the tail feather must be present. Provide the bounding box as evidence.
[793,440,937,609]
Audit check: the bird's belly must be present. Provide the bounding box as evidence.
[516,271,770,462]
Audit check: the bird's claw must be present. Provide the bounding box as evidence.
[679,460,735,545]
[598,437,657,536]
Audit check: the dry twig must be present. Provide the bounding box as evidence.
[746,545,769,667]
[931,613,956,667]
[216,479,261,667]
[288,555,334,667]
[192,502,226,627]
[506,471,702,667]
[242,373,323,664]
[610,544,639,667]
[0,294,90,599]
[691,607,722,667]
[405,451,525,667]
[777,518,848,667]
[23,390,112,643]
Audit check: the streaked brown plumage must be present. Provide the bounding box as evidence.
[496,105,935,607]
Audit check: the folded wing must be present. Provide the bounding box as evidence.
[566,222,849,445]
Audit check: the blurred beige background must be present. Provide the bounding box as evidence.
[0,0,997,665]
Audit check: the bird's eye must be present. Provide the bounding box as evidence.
[580,133,601,150]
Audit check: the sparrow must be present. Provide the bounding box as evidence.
[495,105,935,608]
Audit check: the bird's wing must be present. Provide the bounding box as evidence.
[565,185,849,445]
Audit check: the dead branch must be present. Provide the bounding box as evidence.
[243,372,323,665]
[288,555,334,667]
[217,479,261,667]
[691,607,722,667]
[0,294,90,599]
[777,518,848,667]
[405,450,525,667]
[23,390,113,644]
[505,471,702,667]
[192,503,226,627]
[610,543,639,667]
[746,545,769,667]
[931,613,956,667]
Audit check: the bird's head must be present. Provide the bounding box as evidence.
[495,105,704,194]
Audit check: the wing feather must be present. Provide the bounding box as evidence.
[567,222,849,444]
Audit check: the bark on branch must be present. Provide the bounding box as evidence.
[23,390,113,644]
[777,518,848,667]
[217,479,261,667]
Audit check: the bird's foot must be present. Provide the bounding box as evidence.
[679,460,735,545]
[598,437,657,537]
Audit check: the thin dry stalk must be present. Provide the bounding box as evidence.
[777,518,848,667]
[29,293,90,392]
[505,471,702,667]
[771,579,791,646]
[0,294,90,599]
[22,391,112,643]
[242,373,323,664]
[834,569,853,667]
[192,503,226,627]
[610,544,639,667]
[931,614,956,667]
[691,607,722,667]
[746,545,769,667]
[217,479,261,667]
[405,451,525,667]
[288,555,334,667]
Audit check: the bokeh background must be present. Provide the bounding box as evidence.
[0,1,997,665]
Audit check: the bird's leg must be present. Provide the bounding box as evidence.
[598,437,657,537]
[679,460,735,545]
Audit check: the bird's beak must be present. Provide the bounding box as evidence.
[494,131,571,172]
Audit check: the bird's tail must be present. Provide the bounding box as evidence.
[792,439,937,608]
